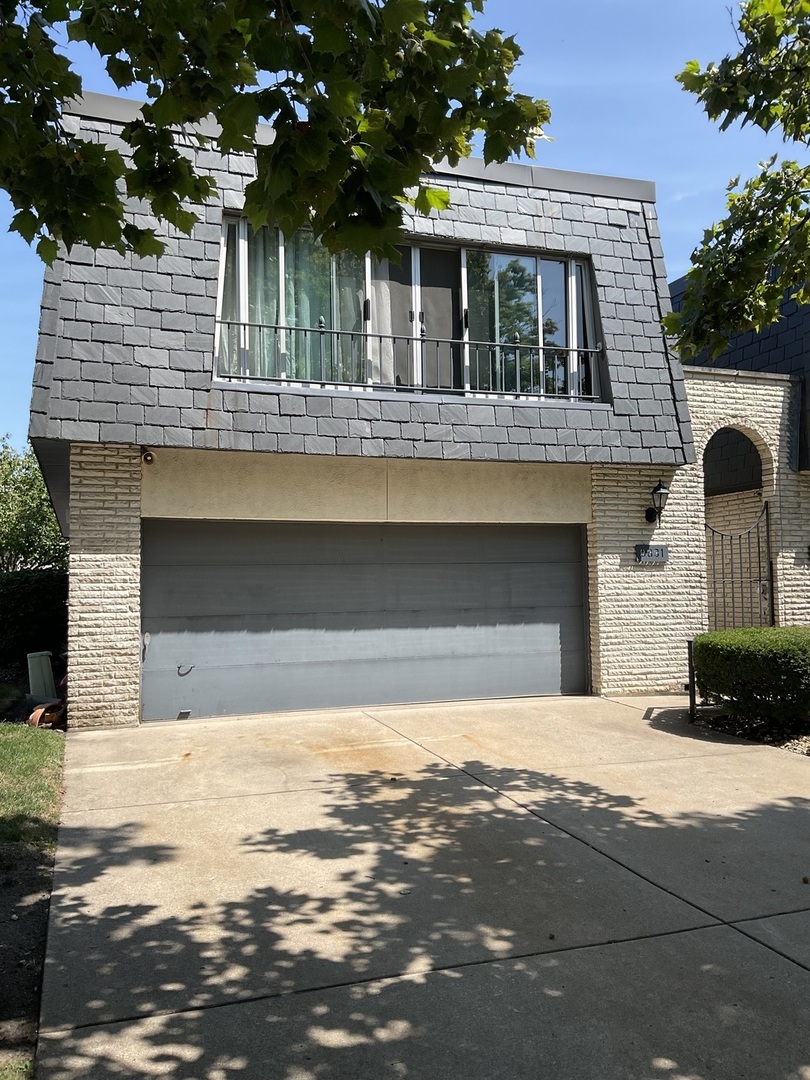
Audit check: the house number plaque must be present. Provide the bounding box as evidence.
[635,544,669,564]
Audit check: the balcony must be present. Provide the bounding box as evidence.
[215,320,602,401]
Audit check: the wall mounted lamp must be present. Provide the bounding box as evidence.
[141,447,155,465]
[644,481,670,525]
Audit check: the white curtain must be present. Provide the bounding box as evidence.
[247,227,278,379]
[217,223,240,376]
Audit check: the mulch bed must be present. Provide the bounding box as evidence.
[693,709,810,757]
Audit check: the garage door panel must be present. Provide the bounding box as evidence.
[143,521,584,567]
[142,611,580,668]
[141,521,587,719]
[142,646,587,720]
[142,563,584,619]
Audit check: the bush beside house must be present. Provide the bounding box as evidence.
[0,569,68,666]
[695,627,810,732]
[0,440,67,703]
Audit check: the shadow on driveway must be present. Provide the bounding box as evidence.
[37,739,810,1079]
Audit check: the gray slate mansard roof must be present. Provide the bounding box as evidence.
[30,92,695,489]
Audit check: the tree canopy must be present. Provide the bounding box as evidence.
[665,0,810,360]
[0,0,549,263]
[0,440,67,573]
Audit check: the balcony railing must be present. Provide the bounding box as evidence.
[215,320,602,401]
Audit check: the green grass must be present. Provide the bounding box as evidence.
[0,1061,34,1079]
[0,725,63,1079]
[0,724,64,852]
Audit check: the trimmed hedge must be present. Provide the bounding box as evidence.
[694,626,810,729]
[0,569,68,666]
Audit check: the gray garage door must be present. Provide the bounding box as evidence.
[140,521,588,720]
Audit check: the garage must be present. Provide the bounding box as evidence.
[140,520,588,720]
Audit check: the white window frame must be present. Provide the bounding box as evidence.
[216,221,600,399]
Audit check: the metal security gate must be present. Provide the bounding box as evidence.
[705,504,774,631]
[140,520,588,720]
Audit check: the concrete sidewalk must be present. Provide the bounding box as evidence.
[37,695,810,1079]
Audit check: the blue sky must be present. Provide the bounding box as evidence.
[0,0,786,447]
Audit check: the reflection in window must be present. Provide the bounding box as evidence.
[247,226,279,379]
[466,251,594,396]
[540,259,567,395]
[218,222,241,377]
[216,224,599,400]
[218,224,363,382]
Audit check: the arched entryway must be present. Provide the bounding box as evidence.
[703,427,774,630]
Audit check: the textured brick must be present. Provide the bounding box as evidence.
[332,397,358,419]
[68,444,141,728]
[439,404,467,425]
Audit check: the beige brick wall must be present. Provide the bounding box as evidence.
[704,489,767,630]
[589,462,706,694]
[682,367,810,629]
[704,489,763,531]
[68,444,141,727]
[589,367,810,693]
[64,369,810,724]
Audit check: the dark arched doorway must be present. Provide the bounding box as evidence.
[703,428,774,629]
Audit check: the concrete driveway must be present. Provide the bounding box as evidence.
[38,695,810,1079]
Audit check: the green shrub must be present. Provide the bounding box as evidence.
[0,569,68,666]
[0,683,23,712]
[694,626,810,730]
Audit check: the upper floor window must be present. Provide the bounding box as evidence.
[216,220,602,401]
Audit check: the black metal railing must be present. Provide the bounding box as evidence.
[705,504,774,631]
[215,320,602,401]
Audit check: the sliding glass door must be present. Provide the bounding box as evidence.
[216,221,599,399]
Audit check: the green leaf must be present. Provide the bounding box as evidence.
[36,236,58,265]
[413,185,451,215]
[11,209,38,244]
[124,225,165,258]
[327,78,362,114]
[106,56,134,88]
[0,0,552,263]
[381,0,426,31]
[311,17,351,56]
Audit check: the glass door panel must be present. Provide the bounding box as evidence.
[467,252,538,392]
[371,247,413,386]
[332,250,365,383]
[217,222,241,377]
[285,232,362,382]
[247,226,279,378]
[539,259,568,395]
[419,248,462,389]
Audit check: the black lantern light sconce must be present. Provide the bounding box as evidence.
[644,481,670,525]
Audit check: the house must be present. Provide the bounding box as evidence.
[669,279,810,632]
[32,92,781,728]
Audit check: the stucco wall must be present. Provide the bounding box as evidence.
[68,444,141,727]
[140,449,592,524]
